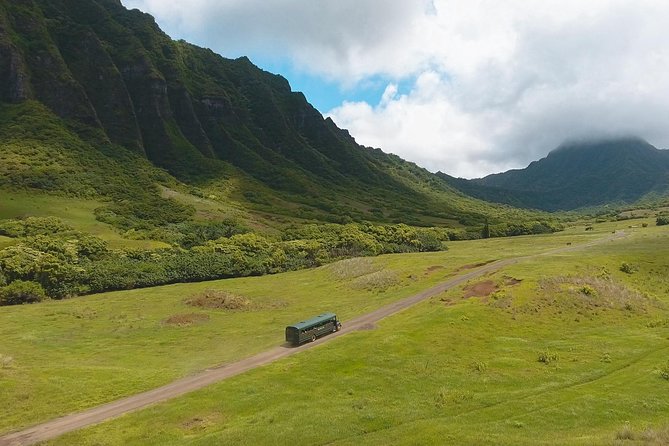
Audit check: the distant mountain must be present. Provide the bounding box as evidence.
[440,138,669,211]
[0,0,539,228]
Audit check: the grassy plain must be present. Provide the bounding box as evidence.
[2,220,667,445]
[0,191,169,249]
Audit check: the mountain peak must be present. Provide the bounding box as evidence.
[443,137,669,211]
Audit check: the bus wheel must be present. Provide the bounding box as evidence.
[311,335,316,342]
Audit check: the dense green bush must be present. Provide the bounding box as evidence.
[0,220,450,300]
[23,233,109,262]
[173,220,248,248]
[0,280,47,305]
[538,350,558,364]
[446,220,563,241]
[121,219,249,248]
[0,216,561,304]
[657,216,669,226]
[85,253,173,292]
[620,262,639,274]
[0,216,72,238]
[283,223,449,255]
[94,196,195,231]
[489,221,562,238]
[0,241,90,298]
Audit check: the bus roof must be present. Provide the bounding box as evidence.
[287,312,337,330]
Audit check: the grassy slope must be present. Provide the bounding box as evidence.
[2,221,665,442]
[0,100,182,246]
[0,191,168,249]
[0,101,281,243]
[0,100,547,244]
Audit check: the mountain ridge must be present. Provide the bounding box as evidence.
[440,137,669,211]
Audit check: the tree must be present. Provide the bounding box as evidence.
[481,219,491,239]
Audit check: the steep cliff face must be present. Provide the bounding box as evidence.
[0,0,403,190]
[0,5,32,102]
[3,0,103,127]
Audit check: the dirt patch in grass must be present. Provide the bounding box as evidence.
[185,290,251,310]
[469,277,521,308]
[463,280,498,298]
[181,417,208,430]
[180,412,225,432]
[426,265,444,273]
[163,313,210,327]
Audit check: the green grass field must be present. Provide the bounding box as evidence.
[1,220,667,445]
[0,235,13,249]
[0,191,169,249]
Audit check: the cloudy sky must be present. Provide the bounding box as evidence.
[121,0,669,178]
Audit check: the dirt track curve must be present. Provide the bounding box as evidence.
[0,232,625,446]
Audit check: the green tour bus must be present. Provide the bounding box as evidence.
[285,312,342,346]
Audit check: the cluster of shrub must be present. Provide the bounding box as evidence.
[658,216,669,226]
[0,213,565,306]
[0,217,450,305]
[480,221,562,239]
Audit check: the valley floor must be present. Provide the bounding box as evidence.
[1,220,668,445]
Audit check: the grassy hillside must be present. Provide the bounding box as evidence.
[2,220,667,445]
[0,191,169,249]
[0,97,540,233]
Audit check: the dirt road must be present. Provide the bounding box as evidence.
[0,233,623,446]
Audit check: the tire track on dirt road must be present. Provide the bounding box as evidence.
[0,233,625,446]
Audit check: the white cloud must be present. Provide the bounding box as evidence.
[329,72,511,178]
[123,0,669,177]
[121,0,433,82]
[330,0,669,177]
